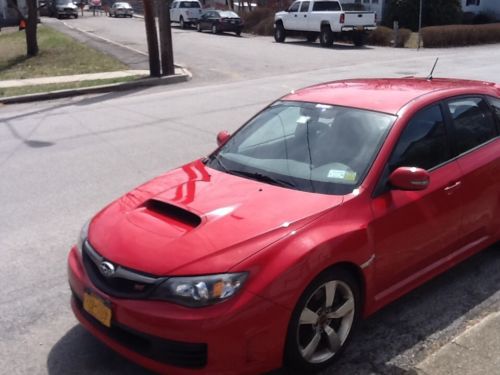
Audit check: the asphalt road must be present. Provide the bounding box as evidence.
[1,16,500,374]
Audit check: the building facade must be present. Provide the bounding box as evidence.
[461,0,500,18]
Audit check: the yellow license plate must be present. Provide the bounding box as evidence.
[83,291,112,328]
[357,26,364,31]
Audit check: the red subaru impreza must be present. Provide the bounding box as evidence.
[68,78,500,374]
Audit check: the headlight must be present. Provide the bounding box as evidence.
[76,219,90,256]
[151,273,248,307]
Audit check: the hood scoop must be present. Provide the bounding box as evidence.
[145,199,202,229]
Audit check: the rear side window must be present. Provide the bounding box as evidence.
[389,105,450,171]
[447,97,497,154]
[487,97,500,133]
[313,1,341,11]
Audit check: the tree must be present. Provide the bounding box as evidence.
[383,0,462,31]
[7,0,38,56]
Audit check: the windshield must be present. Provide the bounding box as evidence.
[206,101,394,195]
[219,11,239,17]
[180,1,200,8]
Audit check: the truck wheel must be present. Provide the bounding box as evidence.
[180,16,185,29]
[284,267,360,373]
[353,31,365,47]
[274,23,286,43]
[320,27,333,47]
[211,24,218,34]
[306,32,317,43]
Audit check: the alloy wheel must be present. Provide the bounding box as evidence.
[297,280,355,363]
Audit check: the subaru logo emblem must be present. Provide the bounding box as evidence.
[99,261,115,278]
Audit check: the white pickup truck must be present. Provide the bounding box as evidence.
[170,0,203,29]
[274,0,376,47]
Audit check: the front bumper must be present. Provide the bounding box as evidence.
[68,246,290,374]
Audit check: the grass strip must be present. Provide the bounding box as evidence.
[0,25,127,80]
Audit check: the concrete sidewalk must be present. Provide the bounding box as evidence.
[0,70,149,88]
[416,312,500,375]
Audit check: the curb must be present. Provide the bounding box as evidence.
[0,67,191,104]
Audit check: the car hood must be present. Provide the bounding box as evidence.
[88,160,343,276]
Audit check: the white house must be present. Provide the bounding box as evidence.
[347,0,500,24]
[461,0,500,19]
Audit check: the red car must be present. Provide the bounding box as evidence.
[68,77,500,374]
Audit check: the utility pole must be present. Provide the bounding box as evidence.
[157,0,175,76]
[417,0,423,50]
[143,0,161,77]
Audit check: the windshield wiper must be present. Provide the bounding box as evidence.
[228,169,296,188]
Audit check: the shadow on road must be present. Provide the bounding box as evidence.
[282,40,374,51]
[47,325,154,375]
[48,245,499,374]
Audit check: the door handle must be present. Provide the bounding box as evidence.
[304,14,307,17]
[294,14,297,17]
[444,181,462,192]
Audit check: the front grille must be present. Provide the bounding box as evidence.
[82,241,165,299]
[73,292,208,368]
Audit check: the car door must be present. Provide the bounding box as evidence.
[445,96,500,245]
[170,1,179,21]
[370,104,464,298]
[297,1,310,30]
[199,11,209,29]
[283,1,301,30]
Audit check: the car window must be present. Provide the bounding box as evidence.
[300,1,310,12]
[312,1,341,11]
[180,1,200,8]
[288,2,300,12]
[208,101,394,195]
[486,96,500,134]
[447,97,497,154]
[389,105,450,171]
[220,11,239,17]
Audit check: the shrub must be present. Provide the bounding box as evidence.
[367,26,392,46]
[241,7,273,30]
[422,23,500,47]
[367,26,412,47]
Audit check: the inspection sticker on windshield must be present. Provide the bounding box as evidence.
[328,169,357,181]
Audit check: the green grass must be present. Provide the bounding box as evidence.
[0,25,127,80]
[0,75,141,98]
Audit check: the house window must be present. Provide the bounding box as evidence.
[466,0,480,6]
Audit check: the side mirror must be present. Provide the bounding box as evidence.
[216,130,230,147]
[389,167,430,191]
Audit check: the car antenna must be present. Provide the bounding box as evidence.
[427,58,439,80]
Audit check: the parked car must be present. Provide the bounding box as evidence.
[196,10,243,36]
[274,0,376,46]
[49,0,78,19]
[109,2,133,17]
[68,77,500,374]
[170,0,202,29]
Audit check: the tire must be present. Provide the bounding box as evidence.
[180,16,185,29]
[353,31,365,47]
[306,32,317,43]
[74,14,78,18]
[211,24,218,34]
[320,26,333,47]
[196,22,202,32]
[236,29,241,36]
[284,267,360,373]
[274,22,286,43]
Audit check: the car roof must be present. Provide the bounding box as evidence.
[282,78,499,115]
